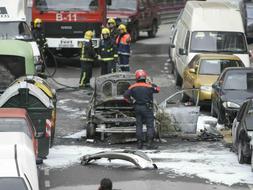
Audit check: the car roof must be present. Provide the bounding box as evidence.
[196,53,241,60]
[222,67,253,73]
[0,108,27,118]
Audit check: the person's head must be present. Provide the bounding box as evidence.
[34,18,42,29]
[99,178,112,190]
[135,69,147,82]
[84,30,94,40]
[101,28,110,39]
[107,18,116,29]
[118,24,127,34]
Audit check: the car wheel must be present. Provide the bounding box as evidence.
[211,101,217,117]
[148,21,157,38]
[238,140,245,164]
[86,123,96,139]
[131,25,139,42]
[174,68,182,86]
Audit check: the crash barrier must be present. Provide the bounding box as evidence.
[0,76,56,158]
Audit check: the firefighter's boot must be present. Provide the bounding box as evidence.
[137,140,143,149]
[147,139,158,150]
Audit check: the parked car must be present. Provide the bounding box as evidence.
[211,68,253,126]
[0,40,36,93]
[86,72,159,141]
[107,0,160,41]
[232,99,253,165]
[182,54,244,105]
[0,110,39,190]
[173,1,249,86]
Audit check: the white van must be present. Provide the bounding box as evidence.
[0,0,43,73]
[174,1,250,86]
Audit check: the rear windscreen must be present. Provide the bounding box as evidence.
[0,55,25,89]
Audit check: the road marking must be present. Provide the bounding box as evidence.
[45,180,51,188]
[164,62,169,66]
[164,66,168,70]
[44,168,50,176]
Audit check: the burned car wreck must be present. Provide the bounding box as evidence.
[86,72,159,141]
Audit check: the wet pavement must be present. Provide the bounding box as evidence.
[38,24,253,190]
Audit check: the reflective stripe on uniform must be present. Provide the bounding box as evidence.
[79,72,86,86]
[118,51,130,55]
[80,58,94,61]
[100,57,114,61]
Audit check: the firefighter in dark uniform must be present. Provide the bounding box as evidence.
[124,69,160,149]
[32,18,48,56]
[99,28,118,75]
[116,24,131,72]
[107,18,119,43]
[79,30,97,87]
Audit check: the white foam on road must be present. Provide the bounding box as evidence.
[62,130,87,139]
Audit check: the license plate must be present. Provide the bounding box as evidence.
[59,39,74,48]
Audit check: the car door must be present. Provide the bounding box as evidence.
[183,56,199,95]
[212,72,225,114]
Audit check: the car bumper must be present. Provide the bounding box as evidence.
[199,90,212,102]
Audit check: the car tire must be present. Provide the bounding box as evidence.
[211,101,217,117]
[86,123,96,139]
[174,68,182,86]
[131,25,139,42]
[148,21,157,38]
[238,140,245,164]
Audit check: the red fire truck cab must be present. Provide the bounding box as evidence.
[32,0,110,57]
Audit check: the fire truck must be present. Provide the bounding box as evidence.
[32,0,110,57]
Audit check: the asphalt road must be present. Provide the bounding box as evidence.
[38,24,253,190]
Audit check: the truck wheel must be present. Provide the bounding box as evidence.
[86,123,96,139]
[238,141,245,164]
[174,69,182,86]
[148,21,158,38]
[131,26,139,42]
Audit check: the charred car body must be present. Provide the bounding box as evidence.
[86,72,158,141]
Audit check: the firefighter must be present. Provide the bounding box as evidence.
[99,28,118,75]
[32,18,48,56]
[116,24,131,72]
[123,69,160,149]
[79,30,97,88]
[98,178,112,190]
[107,18,118,43]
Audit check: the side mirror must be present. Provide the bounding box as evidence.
[106,0,112,5]
[189,68,196,74]
[179,48,187,55]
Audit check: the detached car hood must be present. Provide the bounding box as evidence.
[81,150,157,169]
[107,10,136,18]
[222,90,253,105]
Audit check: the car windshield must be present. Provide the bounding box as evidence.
[199,59,243,75]
[0,22,33,40]
[108,0,137,11]
[0,177,28,190]
[0,118,31,138]
[35,0,99,11]
[190,31,247,53]
[223,72,253,90]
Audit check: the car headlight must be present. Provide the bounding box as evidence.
[200,86,212,91]
[222,101,240,109]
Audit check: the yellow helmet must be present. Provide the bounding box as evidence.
[84,30,94,40]
[102,28,110,35]
[107,18,116,26]
[118,24,127,33]
[34,18,42,28]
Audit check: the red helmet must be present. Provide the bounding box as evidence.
[135,69,147,80]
